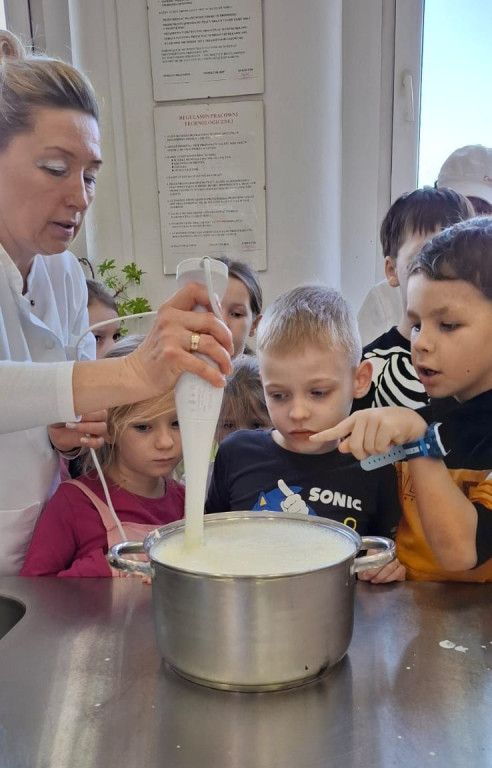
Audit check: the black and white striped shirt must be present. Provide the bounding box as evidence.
[354,326,429,411]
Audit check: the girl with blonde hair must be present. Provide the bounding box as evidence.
[22,338,184,577]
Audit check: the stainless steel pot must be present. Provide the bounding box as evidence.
[109,511,395,691]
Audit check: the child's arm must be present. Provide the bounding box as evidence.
[56,551,112,578]
[21,486,79,576]
[312,407,428,459]
[405,457,477,570]
[21,484,112,577]
[310,407,479,571]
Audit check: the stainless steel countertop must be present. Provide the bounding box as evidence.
[0,577,490,768]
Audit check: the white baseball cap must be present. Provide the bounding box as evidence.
[437,144,492,206]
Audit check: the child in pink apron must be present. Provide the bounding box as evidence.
[21,338,184,577]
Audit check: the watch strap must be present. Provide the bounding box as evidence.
[360,445,407,470]
[361,422,446,471]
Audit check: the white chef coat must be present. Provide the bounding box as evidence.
[357,280,402,347]
[0,246,96,574]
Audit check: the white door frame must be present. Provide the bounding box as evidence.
[390,0,424,202]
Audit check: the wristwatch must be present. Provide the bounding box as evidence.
[361,422,448,471]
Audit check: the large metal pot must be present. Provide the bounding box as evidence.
[109,511,394,691]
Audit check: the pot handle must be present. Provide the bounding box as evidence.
[351,536,396,575]
[108,541,152,577]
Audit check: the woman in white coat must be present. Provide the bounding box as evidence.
[0,31,232,574]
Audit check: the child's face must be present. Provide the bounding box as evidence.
[216,398,271,444]
[259,344,371,454]
[113,411,182,491]
[408,274,492,402]
[221,277,260,358]
[385,230,438,311]
[88,299,121,359]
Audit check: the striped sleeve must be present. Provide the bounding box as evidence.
[366,346,428,410]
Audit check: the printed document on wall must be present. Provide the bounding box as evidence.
[147,0,264,101]
[154,100,266,274]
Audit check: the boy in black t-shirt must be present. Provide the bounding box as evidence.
[355,187,473,411]
[206,285,405,583]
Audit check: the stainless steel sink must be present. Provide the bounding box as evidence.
[0,595,25,640]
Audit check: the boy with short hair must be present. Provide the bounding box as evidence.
[206,285,405,583]
[312,217,492,581]
[356,187,473,410]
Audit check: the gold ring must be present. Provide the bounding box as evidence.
[190,333,200,352]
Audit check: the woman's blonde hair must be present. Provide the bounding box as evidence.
[0,29,99,152]
[83,336,177,473]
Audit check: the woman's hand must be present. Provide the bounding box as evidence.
[48,410,107,453]
[122,282,234,399]
[72,283,234,416]
[309,407,428,460]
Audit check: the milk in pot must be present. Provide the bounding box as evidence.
[150,517,356,576]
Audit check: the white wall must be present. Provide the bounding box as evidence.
[30,0,394,315]
[340,0,395,310]
[65,0,345,312]
[261,0,343,306]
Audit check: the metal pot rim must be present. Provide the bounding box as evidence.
[144,511,362,580]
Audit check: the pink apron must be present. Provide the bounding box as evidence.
[67,480,157,578]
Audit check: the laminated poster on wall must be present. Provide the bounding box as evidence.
[154,100,267,275]
[147,0,264,101]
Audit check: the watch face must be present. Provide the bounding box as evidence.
[426,422,448,458]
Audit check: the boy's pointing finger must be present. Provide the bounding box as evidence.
[309,415,355,444]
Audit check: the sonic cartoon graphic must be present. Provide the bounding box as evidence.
[252,479,316,515]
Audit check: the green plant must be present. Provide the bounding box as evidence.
[81,258,153,316]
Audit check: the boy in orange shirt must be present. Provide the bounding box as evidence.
[312,217,492,581]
